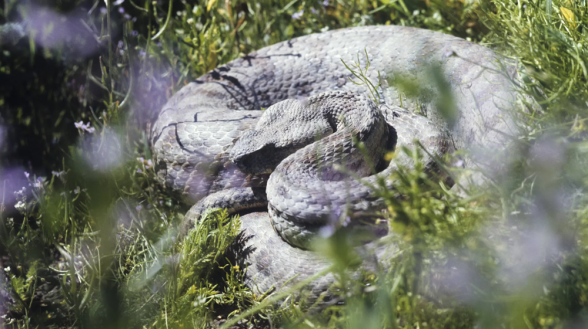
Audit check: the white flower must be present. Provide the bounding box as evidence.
[33,178,44,189]
[193,295,207,307]
[4,266,10,272]
[75,121,96,134]
[24,171,29,178]
[14,201,26,212]
[52,170,66,177]
[187,18,194,24]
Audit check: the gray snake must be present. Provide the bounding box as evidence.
[150,25,519,300]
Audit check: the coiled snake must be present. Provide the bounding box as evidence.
[151,25,519,300]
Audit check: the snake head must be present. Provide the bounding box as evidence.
[229,98,334,174]
[229,129,299,174]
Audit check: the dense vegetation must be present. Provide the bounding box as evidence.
[1,0,588,327]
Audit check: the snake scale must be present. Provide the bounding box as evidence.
[150,25,519,300]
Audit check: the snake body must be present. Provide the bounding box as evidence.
[151,26,519,298]
[229,90,451,250]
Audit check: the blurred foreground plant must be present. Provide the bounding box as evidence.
[3,0,588,328]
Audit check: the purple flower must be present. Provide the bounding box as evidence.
[24,172,29,179]
[292,9,304,19]
[118,7,125,14]
[114,0,125,5]
[136,205,142,211]
[311,8,317,13]
[136,168,143,173]
[322,0,328,7]
[319,225,334,238]
[117,40,124,48]
[131,30,139,37]
[138,50,146,58]
[74,121,84,129]
[100,7,107,14]
[342,216,350,227]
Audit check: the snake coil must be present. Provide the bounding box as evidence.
[151,25,519,300]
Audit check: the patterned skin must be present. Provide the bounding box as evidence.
[151,25,519,300]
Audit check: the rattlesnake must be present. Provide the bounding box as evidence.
[151,25,519,299]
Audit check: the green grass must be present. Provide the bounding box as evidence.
[2,0,588,328]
